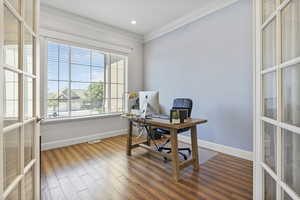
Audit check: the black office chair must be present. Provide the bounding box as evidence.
[155,98,193,160]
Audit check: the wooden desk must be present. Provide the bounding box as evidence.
[123,115,207,182]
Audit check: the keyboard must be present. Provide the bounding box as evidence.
[151,114,170,120]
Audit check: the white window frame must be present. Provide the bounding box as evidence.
[41,37,128,122]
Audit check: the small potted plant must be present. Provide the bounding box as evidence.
[127,92,139,115]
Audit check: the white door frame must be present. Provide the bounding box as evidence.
[0,0,40,199]
[254,0,300,199]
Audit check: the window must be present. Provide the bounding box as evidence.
[46,41,126,119]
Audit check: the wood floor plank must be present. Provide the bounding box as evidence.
[41,135,253,200]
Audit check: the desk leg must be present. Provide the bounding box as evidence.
[127,121,133,156]
[191,126,199,170]
[170,128,180,182]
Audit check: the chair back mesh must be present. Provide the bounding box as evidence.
[172,98,193,117]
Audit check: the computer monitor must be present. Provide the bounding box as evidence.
[139,91,160,118]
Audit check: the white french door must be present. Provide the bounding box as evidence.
[254,0,300,199]
[0,0,40,200]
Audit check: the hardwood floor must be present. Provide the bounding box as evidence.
[41,135,253,200]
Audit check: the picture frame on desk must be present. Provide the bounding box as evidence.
[170,109,188,124]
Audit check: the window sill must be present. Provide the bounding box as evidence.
[41,113,123,125]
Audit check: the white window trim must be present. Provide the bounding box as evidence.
[40,36,128,122]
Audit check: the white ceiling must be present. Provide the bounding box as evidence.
[41,0,223,35]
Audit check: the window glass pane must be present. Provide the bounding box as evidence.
[263,122,277,172]
[71,82,90,116]
[111,67,118,84]
[48,61,58,81]
[263,72,277,119]
[71,64,91,82]
[4,128,20,190]
[117,98,123,112]
[111,84,118,99]
[282,0,300,62]
[92,51,105,67]
[58,100,69,117]
[91,67,104,82]
[283,64,300,128]
[264,171,276,200]
[87,82,104,110]
[282,129,300,197]
[70,82,104,116]
[118,84,124,99]
[71,100,88,116]
[71,47,91,65]
[48,81,58,99]
[60,44,69,63]
[7,0,20,13]
[5,183,20,200]
[25,168,34,200]
[24,77,33,119]
[262,0,276,22]
[104,99,109,113]
[48,42,59,62]
[4,70,19,128]
[118,67,124,84]
[262,20,276,70]
[59,81,69,100]
[111,99,117,113]
[24,29,33,74]
[25,0,34,30]
[47,99,58,118]
[24,123,34,166]
[59,62,69,81]
[111,56,118,83]
[4,6,20,68]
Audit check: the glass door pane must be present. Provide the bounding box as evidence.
[4,6,20,68]
[24,29,34,74]
[24,77,33,119]
[264,171,277,200]
[4,184,20,200]
[25,168,34,200]
[263,122,277,172]
[262,0,276,22]
[3,128,20,190]
[24,123,34,166]
[282,64,300,128]
[6,0,20,13]
[282,129,300,197]
[24,0,34,30]
[3,70,19,127]
[282,0,300,62]
[263,20,276,70]
[263,72,277,119]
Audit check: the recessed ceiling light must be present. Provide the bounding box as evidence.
[131,20,137,25]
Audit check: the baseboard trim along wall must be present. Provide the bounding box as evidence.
[42,130,253,161]
[178,135,253,161]
[41,129,128,151]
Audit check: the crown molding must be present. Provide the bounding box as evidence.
[40,4,144,44]
[144,0,241,43]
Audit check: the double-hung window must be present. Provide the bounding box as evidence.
[46,41,126,119]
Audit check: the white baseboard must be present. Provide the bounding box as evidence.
[41,129,127,151]
[178,135,253,161]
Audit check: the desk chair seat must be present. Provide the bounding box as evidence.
[155,98,193,160]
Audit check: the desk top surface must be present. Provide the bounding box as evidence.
[122,114,207,129]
